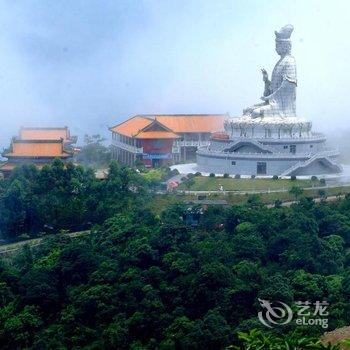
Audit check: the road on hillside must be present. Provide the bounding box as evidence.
[0,230,91,255]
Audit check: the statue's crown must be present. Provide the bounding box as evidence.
[275,24,294,42]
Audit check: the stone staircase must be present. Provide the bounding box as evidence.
[281,154,343,177]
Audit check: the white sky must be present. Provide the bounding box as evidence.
[0,0,349,147]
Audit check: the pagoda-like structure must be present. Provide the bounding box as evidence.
[0,127,74,177]
[197,25,342,176]
[19,126,77,146]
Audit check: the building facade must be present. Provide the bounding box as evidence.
[0,127,75,177]
[109,114,226,167]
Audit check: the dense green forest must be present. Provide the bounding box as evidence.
[0,159,148,239]
[0,161,350,348]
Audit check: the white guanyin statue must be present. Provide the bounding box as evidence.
[243,24,297,118]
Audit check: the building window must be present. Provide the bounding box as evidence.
[310,144,313,148]
[231,161,236,165]
[283,145,288,149]
[257,162,267,175]
[290,145,296,154]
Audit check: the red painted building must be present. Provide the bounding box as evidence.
[109,114,226,167]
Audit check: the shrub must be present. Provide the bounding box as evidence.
[223,173,229,178]
[209,173,215,178]
[289,185,303,199]
[318,189,327,198]
[194,172,202,177]
[18,233,30,241]
[272,175,279,180]
[187,173,195,179]
[251,174,256,179]
[184,178,195,189]
[234,174,241,179]
[311,175,318,181]
[274,199,283,208]
[143,169,163,185]
[290,175,297,181]
[247,194,261,205]
[320,178,326,185]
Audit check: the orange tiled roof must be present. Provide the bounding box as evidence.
[4,140,71,158]
[135,130,180,139]
[110,114,226,137]
[110,117,154,137]
[20,127,70,141]
[212,131,230,140]
[154,115,226,133]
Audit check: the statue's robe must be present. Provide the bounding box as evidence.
[269,54,297,117]
[247,54,297,118]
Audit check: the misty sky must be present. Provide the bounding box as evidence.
[0,0,349,148]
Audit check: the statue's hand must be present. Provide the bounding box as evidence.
[261,68,269,82]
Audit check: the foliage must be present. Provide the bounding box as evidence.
[318,189,327,199]
[142,169,163,185]
[2,166,350,347]
[0,160,148,239]
[289,185,304,200]
[76,134,111,166]
[142,167,179,188]
[233,329,342,349]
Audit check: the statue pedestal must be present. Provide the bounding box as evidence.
[224,115,312,139]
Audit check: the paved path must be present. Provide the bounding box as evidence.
[0,230,90,256]
[175,183,350,195]
[266,194,345,208]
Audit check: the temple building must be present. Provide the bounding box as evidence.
[0,127,75,177]
[19,127,77,146]
[109,114,225,167]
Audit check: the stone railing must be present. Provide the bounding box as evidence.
[111,140,143,154]
[173,140,211,147]
[197,147,340,159]
[227,133,326,142]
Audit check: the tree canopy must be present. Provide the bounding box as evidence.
[0,163,350,348]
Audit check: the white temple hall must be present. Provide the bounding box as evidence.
[197,25,342,177]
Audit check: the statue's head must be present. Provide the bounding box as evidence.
[275,24,293,56]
